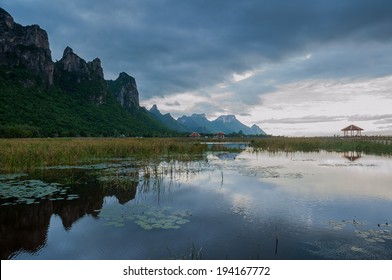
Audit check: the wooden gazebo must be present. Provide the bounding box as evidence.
[341,124,363,137]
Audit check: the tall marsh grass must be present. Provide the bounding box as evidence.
[2,137,391,173]
[250,137,392,155]
[0,138,207,172]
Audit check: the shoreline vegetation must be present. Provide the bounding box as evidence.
[249,136,392,155]
[0,137,391,173]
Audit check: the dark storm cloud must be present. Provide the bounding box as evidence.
[2,0,392,99]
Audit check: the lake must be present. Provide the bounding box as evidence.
[1,148,392,259]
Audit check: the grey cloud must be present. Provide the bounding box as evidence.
[165,101,181,107]
[261,115,346,124]
[239,113,252,117]
[374,118,392,125]
[348,114,392,122]
[261,114,392,125]
[3,0,392,101]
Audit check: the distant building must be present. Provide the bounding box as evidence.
[341,124,364,137]
[215,131,225,139]
[190,132,201,138]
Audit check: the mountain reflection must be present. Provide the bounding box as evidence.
[0,174,138,259]
[0,201,52,259]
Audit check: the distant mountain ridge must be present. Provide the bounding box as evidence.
[150,105,266,135]
[149,105,188,132]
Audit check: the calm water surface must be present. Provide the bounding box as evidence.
[1,149,392,259]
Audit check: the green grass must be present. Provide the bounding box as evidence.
[0,138,207,172]
[249,137,392,155]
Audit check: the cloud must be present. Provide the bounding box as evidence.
[261,114,392,125]
[262,115,346,124]
[3,0,392,100]
[164,101,181,107]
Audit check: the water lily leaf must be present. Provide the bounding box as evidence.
[99,204,192,230]
[0,179,79,205]
[351,246,366,253]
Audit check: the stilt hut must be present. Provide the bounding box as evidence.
[189,132,201,138]
[341,124,363,137]
[215,131,225,139]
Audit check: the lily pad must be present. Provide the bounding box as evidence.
[355,229,392,243]
[98,204,192,230]
[326,219,366,230]
[351,246,367,253]
[0,179,77,205]
[42,162,125,170]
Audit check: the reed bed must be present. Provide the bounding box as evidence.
[250,137,392,155]
[2,136,391,173]
[0,138,207,172]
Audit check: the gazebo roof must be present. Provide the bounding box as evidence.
[190,132,201,137]
[341,124,363,131]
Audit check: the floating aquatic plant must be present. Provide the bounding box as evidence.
[0,179,78,205]
[42,162,125,170]
[98,204,192,230]
[239,165,303,179]
[326,219,366,230]
[350,246,367,253]
[325,219,392,244]
[354,229,392,243]
[97,175,138,183]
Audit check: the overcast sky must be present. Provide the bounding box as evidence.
[2,0,392,135]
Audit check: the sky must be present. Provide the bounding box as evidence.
[2,0,392,136]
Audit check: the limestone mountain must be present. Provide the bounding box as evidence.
[212,115,266,135]
[250,124,265,135]
[54,46,107,104]
[0,8,170,137]
[177,113,212,134]
[108,72,139,110]
[177,112,266,135]
[149,105,188,132]
[0,7,54,85]
[153,105,267,135]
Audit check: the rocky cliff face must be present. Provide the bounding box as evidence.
[54,47,104,82]
[1,7,140,109]
[54,47,107,104]
[108,72,140,109]
[0,8,54,85]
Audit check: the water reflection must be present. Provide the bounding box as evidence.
[224,150,392,201]
[343,151,362,161]
[0,202,52,259]
[1,150,392,260]
[0,169,139,259]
